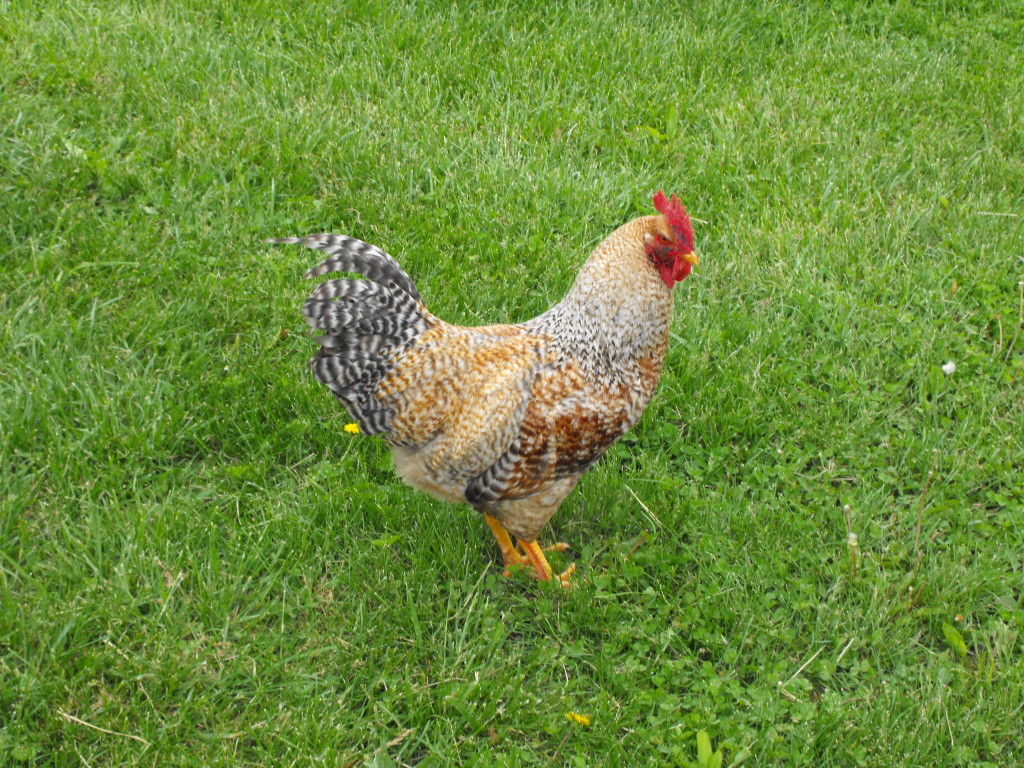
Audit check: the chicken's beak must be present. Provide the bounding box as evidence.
[681,251,700,267]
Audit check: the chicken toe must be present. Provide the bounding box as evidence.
[542,541,572,553]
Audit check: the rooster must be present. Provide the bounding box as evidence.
[269,191,698,587]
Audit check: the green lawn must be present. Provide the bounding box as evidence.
[2,1,1023,765]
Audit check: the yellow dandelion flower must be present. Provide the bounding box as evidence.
[565,712,591,727]
[343,423,361,435]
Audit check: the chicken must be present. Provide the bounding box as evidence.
[268,191,698,587]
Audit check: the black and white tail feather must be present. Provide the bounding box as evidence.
[267,234,429,435]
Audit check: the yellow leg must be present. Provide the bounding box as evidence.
[484,514,524,576]
[518,540,576,588]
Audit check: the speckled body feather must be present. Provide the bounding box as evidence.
[273,212,683,542]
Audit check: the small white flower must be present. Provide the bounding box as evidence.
[941,361,956,376]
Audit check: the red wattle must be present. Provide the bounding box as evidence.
[673,257,691,282]
[658,262,676,289]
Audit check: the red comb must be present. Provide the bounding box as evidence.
[652,190,694,253]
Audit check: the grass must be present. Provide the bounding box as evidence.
[1,0,1023,765]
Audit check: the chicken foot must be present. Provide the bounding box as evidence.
[518,540,576,588]
[483,515,575,587]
